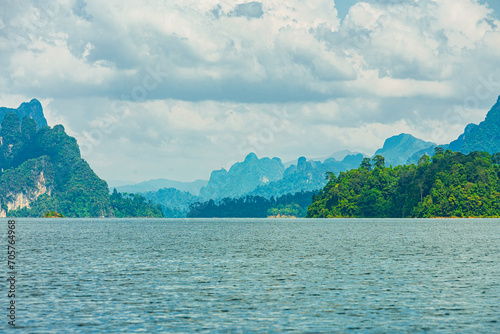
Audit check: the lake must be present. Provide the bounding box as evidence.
[3,218,500,332]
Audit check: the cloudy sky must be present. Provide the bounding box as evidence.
[1,0,500,183]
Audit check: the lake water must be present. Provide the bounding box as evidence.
[3,218,500,332]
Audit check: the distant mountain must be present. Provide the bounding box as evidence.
[408,96,500,162]
[114,178,207,196]
[199,153,285,199]
[406,145,438,165]
[0,99,47,129]
[0,101,162,218]
[249,154,364,198]
[199,153,364,201]
[374,133,436,167]
[141,153,364,215]
[448,96,500,154]
[283,150,365,167]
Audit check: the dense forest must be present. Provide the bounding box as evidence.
[187,191,316,218]
[307,149,500,218]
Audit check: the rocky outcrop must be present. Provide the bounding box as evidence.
[0,175,52,217]
[0,156,55,217]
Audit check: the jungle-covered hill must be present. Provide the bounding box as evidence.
[307,149,500,218]
[0,108,162,218]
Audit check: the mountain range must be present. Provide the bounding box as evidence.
[112,178,207,196]
[2,96,500,217]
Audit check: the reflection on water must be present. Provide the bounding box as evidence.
[5,218,500,332]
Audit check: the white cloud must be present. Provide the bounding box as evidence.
[1,0,499,181]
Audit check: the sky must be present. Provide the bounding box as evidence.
[1,0,500,183]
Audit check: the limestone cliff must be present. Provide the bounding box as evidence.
[0,171,52,217]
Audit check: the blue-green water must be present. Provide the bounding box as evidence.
[2,218,500,332]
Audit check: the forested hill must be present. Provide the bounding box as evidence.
[0,105,162,218]
[307,150,500,218]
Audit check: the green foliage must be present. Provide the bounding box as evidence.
[110,189,163,218]
[360,158,372,171]
[307,151,500,218]
[188,191,315,218]
[43,211,64,218]
[372,155,385,168]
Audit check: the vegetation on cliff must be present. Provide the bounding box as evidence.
[1,111,162,218]
[307,149,500,218]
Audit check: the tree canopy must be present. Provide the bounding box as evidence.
[307,150,500,218]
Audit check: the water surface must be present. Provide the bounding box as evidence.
[3,218,500,332]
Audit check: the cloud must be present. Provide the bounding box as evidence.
[232,2,264,19]
[0,0,499,181]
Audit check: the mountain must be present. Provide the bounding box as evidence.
[0,101,162,218]
[249,154,364,198]
[406,144,438,165]
[448,96,500,154]
[0,99,47,129]
[141,153,364,216]
[283,150,365,167]
[374,133,435,167]
[113,178,207,196]
[199,153,285,199]
[196,152,364,201]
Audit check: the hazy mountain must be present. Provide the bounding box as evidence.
[0,99,47,129]
[283,149,365,167]
[200,153,285,199]
[409,96,500,163]
[374,133,436,167]
[449,96,500,154]
[113,178,207,196]
[142,187,201,218]
[406,144,439,165]
[249,154,364,198]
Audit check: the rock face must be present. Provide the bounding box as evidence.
[0,99,48,129]
[0,166,53,217]
[199,153,285,199]
[374,133,435,167]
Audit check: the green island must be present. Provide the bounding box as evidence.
[307,149,500,218]
[42,211,65,218]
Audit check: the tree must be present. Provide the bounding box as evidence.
[434,146,444,155]
[418,154,431,166]
[372,155,385,168]
[492,153,500,164]
[360,157,372,171]
[325,172,336,182]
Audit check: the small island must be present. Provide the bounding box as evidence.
[43,211,65,218]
